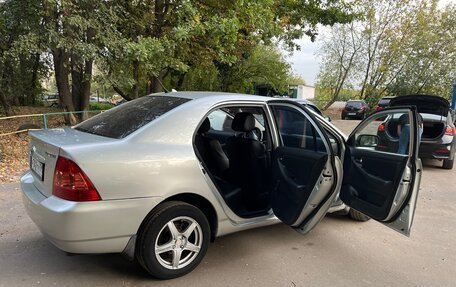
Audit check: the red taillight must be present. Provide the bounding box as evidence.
[376,106,383,111]
[378,124,385,132]
[53,156,101,201]
[445,126,455,136]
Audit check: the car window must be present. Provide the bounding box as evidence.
[379,98,391,105]
[354,111,412,155]
[207,107,265,132]
[272,105,326,153]
[207,110,234,132]
[75,96,190,139]
[305,104,323,116]
[346,101,363,108]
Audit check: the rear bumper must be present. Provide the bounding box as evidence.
[377,133,455,160]
[21,172,163,254]
[341,110,365,118]
[418,140,455,160]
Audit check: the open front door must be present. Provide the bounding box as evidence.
[340,107,422,236]
[269,103,342,234]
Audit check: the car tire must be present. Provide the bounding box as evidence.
[136,201,210,279]
[442,158,454,170]
[348,209,370,222]
[341,115,346,120]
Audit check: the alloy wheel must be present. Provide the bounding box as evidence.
[154,216,203,270]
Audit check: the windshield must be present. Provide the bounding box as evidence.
[346,101,362,108]
[379,98,391,105]
[75,96,190,139]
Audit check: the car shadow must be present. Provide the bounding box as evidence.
[1,219,353,282]
[421,158,446,169]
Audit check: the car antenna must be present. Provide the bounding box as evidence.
[151,72,170,93]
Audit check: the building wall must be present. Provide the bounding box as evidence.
[298,85,315,100]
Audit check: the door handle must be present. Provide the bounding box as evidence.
[354,158,363,164]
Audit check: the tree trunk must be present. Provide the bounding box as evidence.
[19,55,28,105]
[53,48,77,125]
[80,59,93,121]
[113,85,133,101]
[0,90,13,116]
[176,72,186,90]
[132,60,140,99]
[151,73,164,93]
[323,98,336,110]
[70,58,93,121]
[29,53,41,105]
[80,27,95,120]
[0,64,14,116]
[149,0,166,94]
[71,56,83,114]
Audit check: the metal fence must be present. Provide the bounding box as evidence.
[0,110,106,137]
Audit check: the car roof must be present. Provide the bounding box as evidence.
[153,91,268,101]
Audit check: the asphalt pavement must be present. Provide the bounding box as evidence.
[0,120,455,287]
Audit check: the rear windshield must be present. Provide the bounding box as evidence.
[379,98,391,105]
[346,101,362,108]
[75,96,190,139]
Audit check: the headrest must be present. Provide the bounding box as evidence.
[198,118,211,134]
[232,112,255,132]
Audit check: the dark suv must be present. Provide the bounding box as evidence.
[341,100,369,120]
[376,95,455,169]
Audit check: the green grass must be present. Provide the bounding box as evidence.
[89,102,113,111]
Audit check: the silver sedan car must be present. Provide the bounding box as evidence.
[21,92,422,279]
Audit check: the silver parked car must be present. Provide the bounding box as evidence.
[21,92,422,279]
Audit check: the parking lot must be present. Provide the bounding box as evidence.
[0,119,455,287]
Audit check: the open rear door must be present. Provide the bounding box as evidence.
[268,102,342,235]
[340,107,422,236]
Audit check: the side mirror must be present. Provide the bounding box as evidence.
[325,116,332,122]
[357,134,379,147]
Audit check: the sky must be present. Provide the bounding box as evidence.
[285,0,453,87]
[284,36,323,87]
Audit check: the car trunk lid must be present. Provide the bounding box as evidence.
[389,95,449,117]
[28,127,115,197]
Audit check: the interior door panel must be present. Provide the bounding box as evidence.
[340,147,408,220]
[271,146,328,225]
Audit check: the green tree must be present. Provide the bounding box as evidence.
[0,0,47,116]
[100,0,357,100]
[315,22,361,109]
[1,0,357,120]
[386,2,456,98]
[316,0,456,108]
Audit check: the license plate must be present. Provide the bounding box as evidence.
[30,152,45,181]
[348,113,356,115]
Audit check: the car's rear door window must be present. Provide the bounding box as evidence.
[75,96,190,139]
[272,105,327,153]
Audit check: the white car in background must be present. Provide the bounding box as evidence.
[89,96,110,103]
